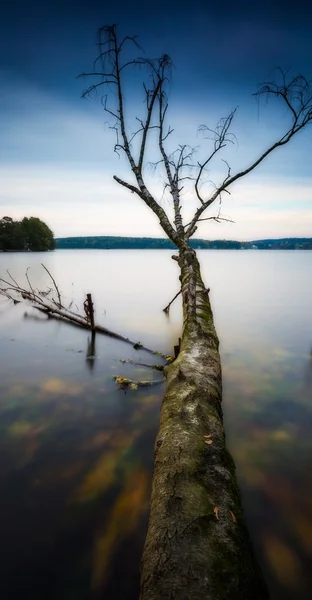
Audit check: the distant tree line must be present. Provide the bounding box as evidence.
[0,216,55,251]
[55,236,312,250]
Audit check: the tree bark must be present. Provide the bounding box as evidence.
[140,247,268,600]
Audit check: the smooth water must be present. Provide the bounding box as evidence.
[0,249,311,599]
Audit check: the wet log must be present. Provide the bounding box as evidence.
[140,247,268,600]
[113,376,164,390]
[84,293,95,331]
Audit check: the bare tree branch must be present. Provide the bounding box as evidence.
[113,174,180,244]
[113,176,141,194]
[163,288,182,314]
[157,83,186,238]
[186,70,312,238]
[137,71,162,172]
[82,29,312,247]
[197,216,235,224]
[80,25,181,246]
[41,263,62,308]
[194,109,237,206]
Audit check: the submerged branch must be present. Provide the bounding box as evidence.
[0,265,170,358]
[113,375,164,390]
[117,358,165,371]
[163,288,182,314]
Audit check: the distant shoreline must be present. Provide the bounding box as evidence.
[55,236,312,251]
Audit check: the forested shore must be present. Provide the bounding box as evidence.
[0,217,55,252]
[55,236,312,250]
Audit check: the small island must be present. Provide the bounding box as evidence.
[0,216,55,252]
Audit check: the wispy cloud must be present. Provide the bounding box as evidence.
[1,73,311,240]
[1,164,311,239]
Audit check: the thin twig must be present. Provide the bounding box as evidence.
[6,269,19,287]
[41,263,62,308]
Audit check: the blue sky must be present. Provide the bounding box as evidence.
[0,0,311,240]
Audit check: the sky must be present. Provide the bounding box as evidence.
[0,0,311,240]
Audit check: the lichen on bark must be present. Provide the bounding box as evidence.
[140,248,268,600]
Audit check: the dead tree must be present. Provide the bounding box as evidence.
[81,26,312,600]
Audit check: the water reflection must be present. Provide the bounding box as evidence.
[0,373,161,599]
[91,467,149,592]
[223,345,312,600]
[303,348,312,398]
[1,249,312,599]
[86,332,96,371]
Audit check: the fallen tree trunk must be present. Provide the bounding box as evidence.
[1,262,268,596]
[140,248,268,600]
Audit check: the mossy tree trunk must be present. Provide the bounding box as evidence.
[81,28,312,598]
[140,247,268,600]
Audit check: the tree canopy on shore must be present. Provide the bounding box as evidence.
[0,216,55,251]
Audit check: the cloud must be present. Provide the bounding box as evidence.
[1,164,311,239]
[195,179,312,240]
[0,164,166,237]
[0,73,311,240]
[0,71,116,167]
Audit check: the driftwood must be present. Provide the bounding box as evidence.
[113,359,167,389]
[0,266,173,362]
[84,293,95,331]
[113,376,164,390]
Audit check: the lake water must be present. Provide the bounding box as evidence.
[0,249,311,600]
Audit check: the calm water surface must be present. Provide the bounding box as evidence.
[0,249,311,600]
